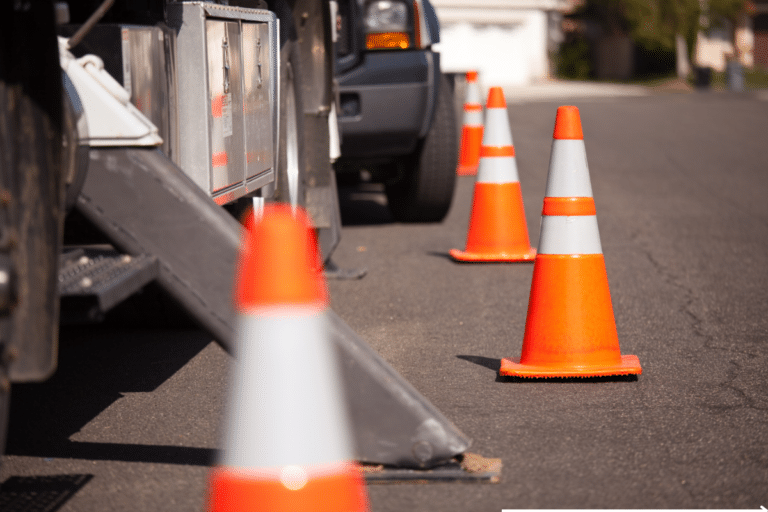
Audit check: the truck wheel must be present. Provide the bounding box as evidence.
[0,365,7,459]
[271,38,306,208]
[385,74,458,222]
[0,1,65,463]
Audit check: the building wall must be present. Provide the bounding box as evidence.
[695,28,734,72]
[431,0,568,86]
[695,12,756,72]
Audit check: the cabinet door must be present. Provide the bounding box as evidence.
[242,21,273,183]
[206,19,244,193]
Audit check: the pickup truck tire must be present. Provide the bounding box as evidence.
[385,74,458,222]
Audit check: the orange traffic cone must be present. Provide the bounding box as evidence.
[207,204,369,512]
[456,71,483,176]
[450,87,536,262]
[500,106,642,378]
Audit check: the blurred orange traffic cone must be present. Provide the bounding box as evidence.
[207,204,369,512]
[450,87,535,262]
[500,106,641,378]
[456,71,483,176]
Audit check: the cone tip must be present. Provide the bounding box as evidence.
[466,70,478,82]
[553,105,583,140]
[235,204,327,311]
[486,87,506,109]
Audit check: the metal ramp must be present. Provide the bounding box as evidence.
[70,147,494,477]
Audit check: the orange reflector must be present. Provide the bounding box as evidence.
[212,152,228,168]
[212,95,224,118]
[366,32,410,50]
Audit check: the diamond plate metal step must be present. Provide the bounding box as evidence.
[58,247,158,322]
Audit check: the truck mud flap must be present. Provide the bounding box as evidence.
[75,148,480,473]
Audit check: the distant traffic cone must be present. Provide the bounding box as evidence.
[456,71,483,176]
[207,204,369,512]
[500,106,641,378]
[449,87,536,262]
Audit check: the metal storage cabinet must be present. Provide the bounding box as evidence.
[167,2,277,204]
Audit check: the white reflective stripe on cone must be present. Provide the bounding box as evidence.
[482,108,513,147]
[466,81,482,105]
[537,215,603,255]
[463,108,483,126]
[545,139,593,198]
[221,308,354,469]
[476,156,520,184]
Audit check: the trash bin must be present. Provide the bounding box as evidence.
[726,60,745,92]
[695,66,712,89]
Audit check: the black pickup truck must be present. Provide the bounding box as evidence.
[334,0,457,222]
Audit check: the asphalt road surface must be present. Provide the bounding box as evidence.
[2,91,767,511]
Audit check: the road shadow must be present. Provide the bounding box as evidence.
[5,325,214,466]
[456,355,501,372]
[337,183,395,226]
[431,253,538,265]
[426,251,454,262]
[457,355,639,383]
[4,441,216,467]
[0,474,93,512]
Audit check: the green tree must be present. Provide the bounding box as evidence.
[581,0,699,77]
[707,0,747,26]
[583,0,699,51]
[582,0,746,74]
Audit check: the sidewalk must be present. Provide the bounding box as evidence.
[501,79,650,103]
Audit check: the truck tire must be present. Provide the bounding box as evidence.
[0,364,7,461]
[385,73,458,222]
[0,1,65,462]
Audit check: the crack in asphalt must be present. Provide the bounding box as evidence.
[639,239,767,413]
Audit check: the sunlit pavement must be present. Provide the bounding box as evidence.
[2,93,767,511]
